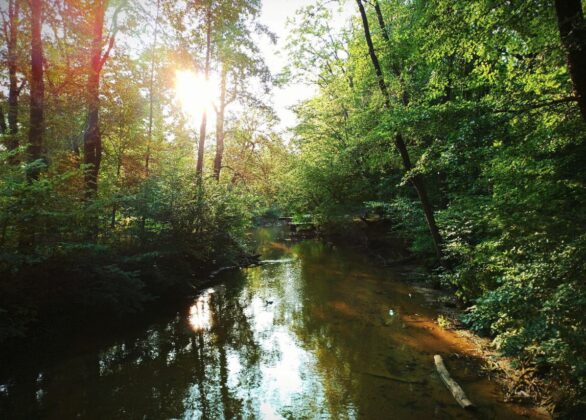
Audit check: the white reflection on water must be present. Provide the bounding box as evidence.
[189,289,214,332]
[229,263,331,418]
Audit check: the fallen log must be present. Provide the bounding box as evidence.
[434,355,475,409]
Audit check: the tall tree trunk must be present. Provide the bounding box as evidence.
[356,0,443,262]
[373,0,390,43]
[555,0,586,122]
[5,0,20,158]
[141,0,160,239]
[0,105,6,134]
[213,64,227,180]
[28,0,45,179]
[111,156,121,228]
[373,0,409,105]
[83,2,106,197]
[196,8,212,177]
[145,0,160,177]
[197,113,207,176]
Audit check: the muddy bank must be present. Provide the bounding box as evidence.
[321,219,555,417]
[407,280,557,418]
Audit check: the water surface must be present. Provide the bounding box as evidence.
[0,227,543,419]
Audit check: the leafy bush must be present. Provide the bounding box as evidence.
[0,153,253,343]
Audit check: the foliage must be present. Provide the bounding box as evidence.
[0,149,258,342]
[283,0,586,410]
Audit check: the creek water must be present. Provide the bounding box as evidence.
[0,227,544,419]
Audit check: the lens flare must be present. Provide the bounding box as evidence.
[175,70,216,123]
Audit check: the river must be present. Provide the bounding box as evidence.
[0,227,544,419]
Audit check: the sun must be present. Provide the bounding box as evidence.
[174,70,216,124]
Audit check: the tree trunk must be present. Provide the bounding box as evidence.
[373,0,390,43]
[111,156,122,228]
[145,0,160,177]
[373,0,409,105]
[196,8,212,177]
[555,0,586,122]
[28,0,45,179]
[213,65,227,180]
[83,2,106,197]
[434,355,475,409]
[0,105,6,134]
[5,0,20,158]
[356,0,443,261]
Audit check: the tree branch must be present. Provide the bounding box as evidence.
[99,0,126,70]
[493,96,578,114]
[99,35,115,70]
[17,78,26,95]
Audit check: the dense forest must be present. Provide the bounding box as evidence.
[1,0,586,417]
[0,0,289,333]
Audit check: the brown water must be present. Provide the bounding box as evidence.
[0,227,544,419]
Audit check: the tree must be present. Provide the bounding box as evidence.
[555,0,586,122]
[355,0,443,261]
[0,0,24,158]
[212,1,272,180]
[145,0,161,178]
[213,64,227,179]
[196,6,211,177]
[0,101,6,134]
[83,0,123,196]
[27,0,45,178]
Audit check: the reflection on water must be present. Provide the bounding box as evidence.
[0,227,543,419]
[189,289,214,332]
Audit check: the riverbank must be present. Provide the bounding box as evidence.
[320,218,565,418]
[403,278,554,418]
[0,235,260,355]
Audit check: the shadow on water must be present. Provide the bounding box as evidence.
[0,227,545,419]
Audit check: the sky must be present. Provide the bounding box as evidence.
[257,0,354,132]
